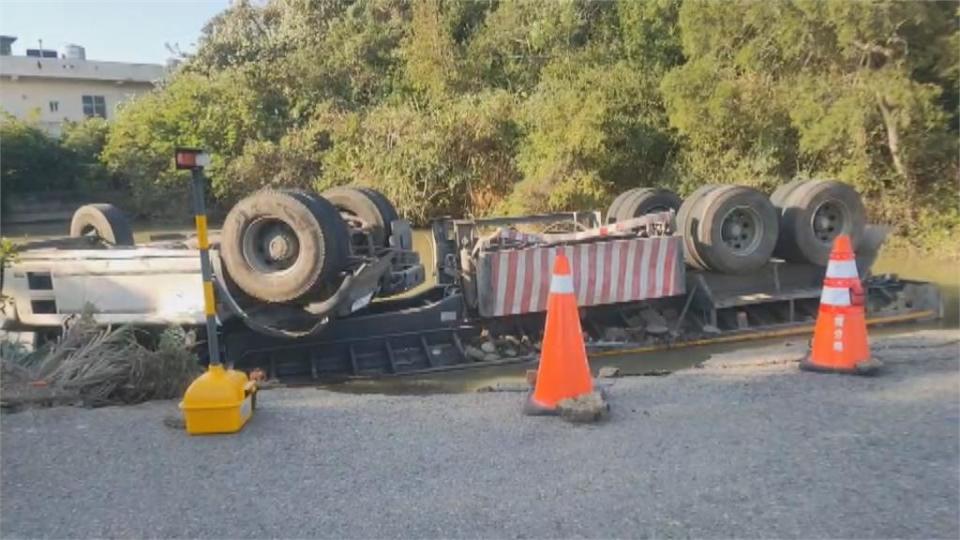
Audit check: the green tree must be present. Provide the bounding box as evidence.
[511,53,675,213]
[662,0,958,240]
[401,0,462,101]
[616,0,684,72]
[0,114,77,195]
[322,90,521,223]
[88,0,956,248]
[102,71,272,215]
[61,117,112,189]
[464,0,610,93]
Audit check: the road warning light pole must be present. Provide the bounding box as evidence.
[179,148,221,366]
[176,148,256,435]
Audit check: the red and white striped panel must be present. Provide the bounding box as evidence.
[476,236,684,317]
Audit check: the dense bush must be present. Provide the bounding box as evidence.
[6,0,958,249]
[1,114,76,195]
[663,0,959,231]
[0,115,113,203]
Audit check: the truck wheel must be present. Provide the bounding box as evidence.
[775,180,865,266]
[286,189,351,286]
[356,188,400,232]
[676,184,723,270]
[613,188,682,223]
[606,188,641,224]
[220,190,349,303]
[69,203,135,246]
[770,178,810,209]
[322,186,399,248]
[770,178,811,261]
[695,185,779,274]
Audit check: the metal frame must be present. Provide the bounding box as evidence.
[220,266,942,381]
[224,287,478,379]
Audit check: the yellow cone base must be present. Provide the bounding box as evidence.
[180,364,256,435]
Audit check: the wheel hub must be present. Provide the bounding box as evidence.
[266,233,293,261]
[812,201,846,244]
[242,218,300,273]
[720,206,762,255]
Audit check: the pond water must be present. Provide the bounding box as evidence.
[873,250,958,326]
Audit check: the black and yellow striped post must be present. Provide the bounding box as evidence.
[182,150,221,365]
[176,148,256,435]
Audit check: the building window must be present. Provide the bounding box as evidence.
[49,101,59,113]
[81,95,106,118]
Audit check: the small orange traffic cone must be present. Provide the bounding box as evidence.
[525,252,594,414]
[800,234,881,375]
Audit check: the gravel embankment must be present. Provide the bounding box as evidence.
[2,329,958,539]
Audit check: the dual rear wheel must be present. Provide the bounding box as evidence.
[771,179,866,266]
[677,185,780,274]
[608,179,866,273]
[606,187,682,224]
[219,187,398,304]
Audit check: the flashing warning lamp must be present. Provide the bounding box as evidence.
[175,147,211,170]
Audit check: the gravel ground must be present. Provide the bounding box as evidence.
[2,328,958,539]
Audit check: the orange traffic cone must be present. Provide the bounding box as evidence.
[525,252,594,414]
[800,234,881,375]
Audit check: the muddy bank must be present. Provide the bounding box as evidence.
[873,249,959,326]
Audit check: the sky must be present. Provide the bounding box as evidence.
[0,0,232,65]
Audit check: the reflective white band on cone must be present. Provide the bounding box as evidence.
[550,274,575,294]
[826,259,859,279]
[820,286,851,306]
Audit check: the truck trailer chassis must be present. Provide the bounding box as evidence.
[221,214,940,380]
[222,249,941,381]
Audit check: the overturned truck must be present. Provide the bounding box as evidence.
[1,181,942,380]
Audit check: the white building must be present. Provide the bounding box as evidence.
[0,36,166,135]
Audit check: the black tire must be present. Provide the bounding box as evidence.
[676,184,723,269]
[771,178,812,262]
[774,179,866,266]
[356,187,400,232]
[694,185,779,274]
[69,203,135,246]
[605,188,642,224]
[770,178,810,209]
[322,186,398,248]
[285,189,351,283]
[613,188,682,222]
[220,190,349,303]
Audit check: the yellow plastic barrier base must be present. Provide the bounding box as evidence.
[179,364,256,435]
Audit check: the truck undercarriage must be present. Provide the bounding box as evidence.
[1,183,943,382]
[223,218,941,380]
